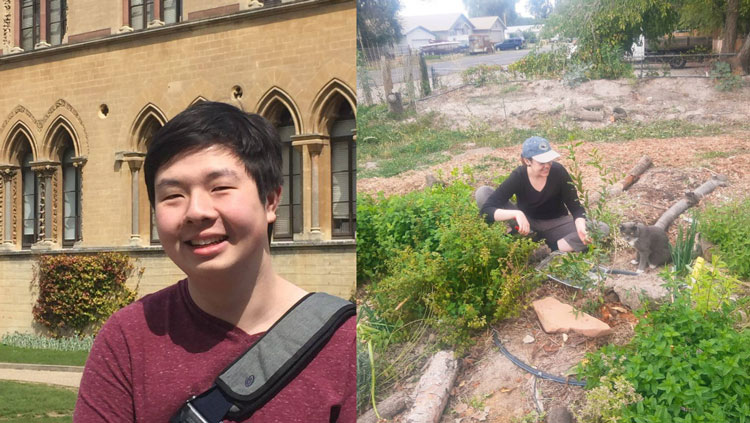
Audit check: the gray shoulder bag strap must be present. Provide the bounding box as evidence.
[169,292,356,423]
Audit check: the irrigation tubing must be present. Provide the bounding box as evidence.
[492,329,587,387]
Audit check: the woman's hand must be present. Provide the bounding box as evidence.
[575,218,590,244]
[515,211,531,236]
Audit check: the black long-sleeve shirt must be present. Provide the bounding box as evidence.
[480,162,585,224]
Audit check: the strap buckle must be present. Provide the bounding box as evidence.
[170,396,211,423]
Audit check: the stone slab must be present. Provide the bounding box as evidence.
[532,297,612,338]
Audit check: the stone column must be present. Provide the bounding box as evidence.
[0,165,19,250]
[291,134,330,240]
[30,161,61,250]
[122,153,146,246]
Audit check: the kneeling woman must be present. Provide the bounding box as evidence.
[480,136,599,252]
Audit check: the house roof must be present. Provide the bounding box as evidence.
[404,25,437,37]
[468,16,505,31]
[400,13,474,33]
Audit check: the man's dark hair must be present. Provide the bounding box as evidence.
[144,101,283,208]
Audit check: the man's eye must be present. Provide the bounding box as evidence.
[213,186,233,192]
[161,194,182,201]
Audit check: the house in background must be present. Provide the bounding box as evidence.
[468,16,506,43]
[400,25,438,51]
[398,13,475,51]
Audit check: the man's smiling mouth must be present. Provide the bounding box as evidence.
[187,236,228,247]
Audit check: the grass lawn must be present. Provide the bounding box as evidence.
[0,380,77,422]
[0,345,88,367]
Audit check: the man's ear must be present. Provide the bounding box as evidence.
[265,186,282,224]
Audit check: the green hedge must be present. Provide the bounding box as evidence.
[358,175,541,349]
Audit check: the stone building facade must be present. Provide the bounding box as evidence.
[0,0,356,334]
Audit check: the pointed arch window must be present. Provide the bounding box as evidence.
[136,114,164,244]
[61,146,81,246]
[330,101,356,238]
[21,150,38,248]
[275,109,302,239]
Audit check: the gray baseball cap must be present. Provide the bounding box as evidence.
[521,136,560,163]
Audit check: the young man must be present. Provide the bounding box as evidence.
[74,102,356,422]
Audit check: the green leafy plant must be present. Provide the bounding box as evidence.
[687,255,739,315]
[574,371,642,423]
[669,214,699,276]
[710,61,744,92]
[374,211,540,349]
[32,253,140,337]
[700,198,750,279]
[578,295,750,421]
[461,64,505,87]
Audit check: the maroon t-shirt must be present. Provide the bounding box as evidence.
[74,280,356,422]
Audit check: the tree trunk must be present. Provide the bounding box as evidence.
[722,0,739,54]
[738,33,750,74]
[653,175,728,230]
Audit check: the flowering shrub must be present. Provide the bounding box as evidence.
[33,253,139,337]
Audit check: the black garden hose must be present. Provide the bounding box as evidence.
[492,329,587,387]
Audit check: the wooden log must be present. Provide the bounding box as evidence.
[404,351,458,423]
[654,175,728,230]
[590,155,651,204]
[622,155,653,190]
[357,392,410,423]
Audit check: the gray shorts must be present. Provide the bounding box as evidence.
[528,215,585,252]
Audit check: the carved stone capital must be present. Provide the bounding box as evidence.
[116,151,146,171]
[291,134,329,155]
[0,165,20,180]
[29,161,60,177]
[71,156,88,168]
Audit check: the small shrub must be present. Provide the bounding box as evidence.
[33,253,139,337]
[462,64,505,87]
[700,198,750,279]
[574,371,642,423]
[711,61,743,92]
[357,175,477,283]
[687,255,739,315]
[509,45,571,79]
[373,210,540,349]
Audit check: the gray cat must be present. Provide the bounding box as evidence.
[619,222,671,273]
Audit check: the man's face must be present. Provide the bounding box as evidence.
[153,145,279,278]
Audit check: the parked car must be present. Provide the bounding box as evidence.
[495,38,524,51]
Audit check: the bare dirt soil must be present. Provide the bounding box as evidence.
[358,76,750,422]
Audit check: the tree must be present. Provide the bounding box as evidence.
[463,0,519,24]
[528,0,553,20]
[357,0,402,49]
[543,0,678,78]
[677,0,750,53]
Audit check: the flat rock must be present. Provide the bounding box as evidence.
[532,297,612,338]
[604,274,669,311]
